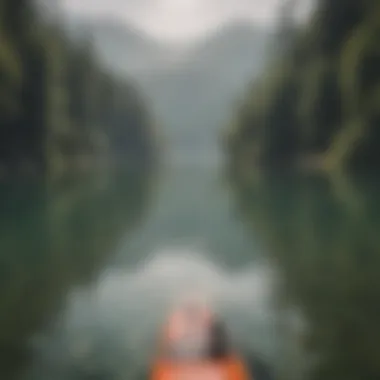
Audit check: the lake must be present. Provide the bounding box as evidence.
[0,162,379,380]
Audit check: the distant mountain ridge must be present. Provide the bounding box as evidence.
[62,14,186,74]
[62,14,272,157]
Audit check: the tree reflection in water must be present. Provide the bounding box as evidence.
[231,172,380,380]
[0,169,154,380]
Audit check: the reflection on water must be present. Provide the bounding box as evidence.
[231,172,380,380]
[28,249,275,380]
[1,166,380,380]
[16,166,276,380]
[0,170,153,380]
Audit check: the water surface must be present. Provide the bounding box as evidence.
[0,165,379,380]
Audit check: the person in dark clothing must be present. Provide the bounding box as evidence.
[208,319,230,359]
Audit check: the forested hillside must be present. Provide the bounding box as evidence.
[225,0,380,174]
[0,0,157,178]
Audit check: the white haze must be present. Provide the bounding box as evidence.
[62,0,315,43]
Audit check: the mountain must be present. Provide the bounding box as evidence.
[62,15,272,157]
[136,22,272,155]
[62,14,181,75]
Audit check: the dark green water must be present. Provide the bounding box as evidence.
[0,163,379,380]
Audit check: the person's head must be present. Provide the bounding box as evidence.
[179,295,214,325]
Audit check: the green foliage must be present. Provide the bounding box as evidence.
[225,0,380,173]
[0,0,157,177]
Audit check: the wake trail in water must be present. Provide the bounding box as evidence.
[28,247,277,380]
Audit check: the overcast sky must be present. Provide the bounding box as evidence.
[62,0,314,42]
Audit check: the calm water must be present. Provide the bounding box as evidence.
[0,163,380,380]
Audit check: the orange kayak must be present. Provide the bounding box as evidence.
[150,300,251,380]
